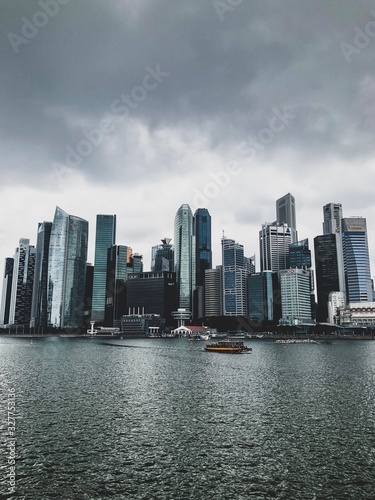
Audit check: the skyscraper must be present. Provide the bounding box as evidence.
[323,203,342,235]
[314,234,345,322]
[105,245,128,326]
[204,266,222,317]
[247,271,280,322]
[193,208,212,288]
[48,207,88,328]
[91,215,116,324]
[9,239,36,325]
[0,258,14,325]
[151,238,174,272]
[276,193,297,242]
[341,217,372,303]
[222,236,247,316]
[174,204,193,310]
[279,268,312,325]
[30,221,52,328]
[259,222,291,272]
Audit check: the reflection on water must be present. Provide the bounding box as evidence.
[0,337,374,499]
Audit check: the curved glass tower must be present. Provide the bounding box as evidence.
[174,204,193,310]
[48,207,88,328]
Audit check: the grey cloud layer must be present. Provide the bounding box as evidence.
[1,0,375,188]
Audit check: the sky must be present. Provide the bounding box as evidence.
[1,0,375,274]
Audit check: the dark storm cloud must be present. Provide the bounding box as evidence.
[1,0,375,188]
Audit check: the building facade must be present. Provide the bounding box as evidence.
[30,221,52,328]
[47,207,88,328]
[9,239,36,325]
[276,193,297,242]
[314,233,345,322]
[279,268,312,325]
[260,222,291,272]
[0,258,14,325]
[247,271,280,322]
[151,238,174,272]
[204,266,222,317]
[91,215,116,324]
[323,202,343,235]
[174,204,193,310]
[222,237,247,316]
[341,217,372,303]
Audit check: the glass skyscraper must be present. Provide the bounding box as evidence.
[259,222,291,272]
[248,271,279,322]
[222,236,247,316]
[48,207,88,328]
[314,233,345,322]
[174,204,193,310]
[9,239,36,325]
[105,245,128,326]
[30,221,52,328]
[341,217,372,303]
[193,208,212,288]
[151,238,174,272]
[0,258,14,325]
[91,215,116,324]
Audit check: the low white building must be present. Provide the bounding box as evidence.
[338,302,375,327]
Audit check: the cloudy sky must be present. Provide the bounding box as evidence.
[1,0,375,273]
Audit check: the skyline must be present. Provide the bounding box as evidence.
[2,1,375,275]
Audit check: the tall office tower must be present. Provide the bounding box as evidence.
[244,255,256,275]
[0,258,14,325]
[91,215,116,324]
[205,266,222,317]
[341,217,372,303]
[276,193,297,242]
[314,234,345,322]
[247,271,280,322]
[30,221,52,328]
[151,238,174,272]
[48,207,88,328]
[259,222,291,272]
[128,253,143,274]
[289,239,311,269]
[323,202,343,235]
[9,239,36,325]
[126,271,178,326]
[279,268,312,325]
[174,204,193,310]
[84,263,94,328]
[222,237,247,316]
[193,209,212,288]
[105,245,128,326]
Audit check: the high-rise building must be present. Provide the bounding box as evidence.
[323,203,342,235]
[276,193,297,242]
[222,237,247,316]
[314,233,345,322]
[204,266,222,317]
[30,221,52,328]
[105,245,128,326]
[259,222,291,272]
[126,271,178,326]
[0,258,14,325]
[289,238,311,269]
[279,268,312,325]
[9,239,36,325]
[247,271,280,322]
[48,207,88,328]
[193,209,212,288]
[174,204,193,310]
[91,215,116,324]
[151,238,174,272]
[341,217,372,303]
